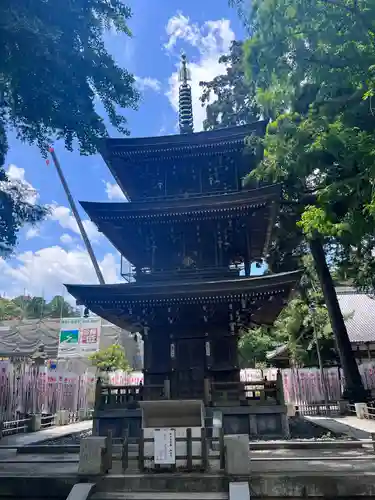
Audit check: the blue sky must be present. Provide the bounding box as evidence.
[0,0,246,301]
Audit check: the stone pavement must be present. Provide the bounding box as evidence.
[0,420,92,462]
[304,415,375,439]
[0,447,375,476]
[0,419,92,447]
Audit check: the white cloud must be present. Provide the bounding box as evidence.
[164,13,235,131]
[0,246,121,302]
[48,204,101,242]
[103,181,127,201]
[60,233,74,244]
[134,76,162,93]
[25,227,40,240]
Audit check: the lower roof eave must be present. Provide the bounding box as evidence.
[66,269,301,299]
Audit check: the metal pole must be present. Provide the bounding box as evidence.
[48,147,105,285]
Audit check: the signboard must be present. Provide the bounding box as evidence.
[58,317,101,358]
[154,428,176,465]
[79,317,101,355]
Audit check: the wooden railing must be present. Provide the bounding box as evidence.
[118,426,225,473]
[96,371,286,410]
[206,371,285,406]
[95,380,169,410]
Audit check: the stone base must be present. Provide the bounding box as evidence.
[94,408,142,439]
[94,403,289,440]
[207,404,289,440]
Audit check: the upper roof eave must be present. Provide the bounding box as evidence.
[99,121,268,159]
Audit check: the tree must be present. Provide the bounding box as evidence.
[89,344,130,373]
[0,297,21,320]
[200,41,259,130]
[11,294,78,319]
[1,0,139,158]
[240,0,375,291]
[229,0,371,398]
[0,172,49,256]
[0,0,139,254]
[239,256,339,368]
[47,295,76,318]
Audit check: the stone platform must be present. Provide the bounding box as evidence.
[94,404,289,440]
[1,447,375,497]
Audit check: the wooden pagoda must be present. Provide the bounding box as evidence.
[66,55,301,438]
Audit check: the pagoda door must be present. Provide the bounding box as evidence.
[171,337,206,399]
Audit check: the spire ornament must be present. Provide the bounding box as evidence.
[178,52,194,134]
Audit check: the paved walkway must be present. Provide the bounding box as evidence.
[1,447,375,476]
[0,420,92,462]
[0,420,92,447]
[304,415,375,439]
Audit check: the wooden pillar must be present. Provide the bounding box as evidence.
[309,236,367,401]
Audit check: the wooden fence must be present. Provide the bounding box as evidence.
[0,359,96,422]
[118,427,225,473]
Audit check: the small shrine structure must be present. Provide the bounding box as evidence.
[67,54,301,440]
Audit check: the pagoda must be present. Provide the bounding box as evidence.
[66,54,301,438]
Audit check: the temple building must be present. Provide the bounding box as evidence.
[66,55,301,438]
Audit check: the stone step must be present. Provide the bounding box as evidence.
[92,493,228,500]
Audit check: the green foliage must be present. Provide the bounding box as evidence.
[239,256,338,367]
[200,41,259,130]
[0,0,139,157]
[89,343,130,373]
[0,0,139,255]
[0,172,49,256]
[238,0,375,292]
[0,297,21,321]
[7,294,78,319]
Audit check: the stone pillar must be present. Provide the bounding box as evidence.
[57,409,69,425]
[28,414,42,432]
[78,436,111,475]
[79,408,87,421]
[163,379,171,399]
[224,434,250,475]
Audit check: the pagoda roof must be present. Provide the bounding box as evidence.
[65,270,302,332]
[100,121,267,200]
[101,121,267,160]
[80,185,280,265]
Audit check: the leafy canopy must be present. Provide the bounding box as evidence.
[0,0,139,158]
[0,0,139,255]
[237,0,375,292]
[200,41,259,130]
[239,256,338,367]
[89,343,130,373]
[0,294,79,320]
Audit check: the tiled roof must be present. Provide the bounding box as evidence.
[336,288,375,344]
[0,318,142,368]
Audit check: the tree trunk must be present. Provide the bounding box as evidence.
[309,236,367,402]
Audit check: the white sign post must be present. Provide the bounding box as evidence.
[58,317,101,359]
[154,428,176,465]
